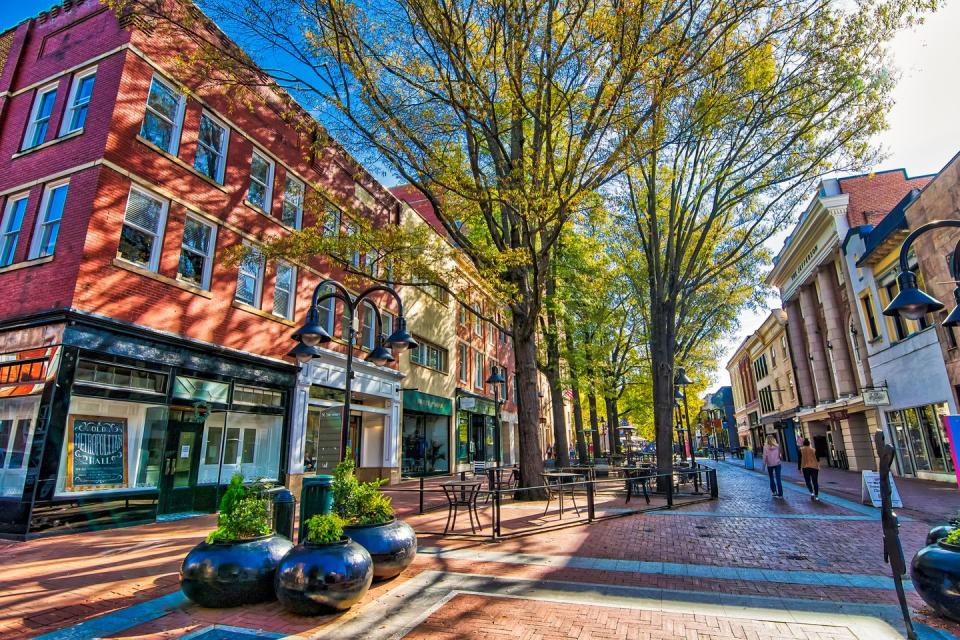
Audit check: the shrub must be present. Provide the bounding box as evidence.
[944,528,960,547]
[305,514,347,544]
[332,454,395,526]
[206,473,272,543]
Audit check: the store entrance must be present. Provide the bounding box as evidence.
[158,418,205,515]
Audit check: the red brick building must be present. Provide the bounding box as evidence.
[0,0,409,538]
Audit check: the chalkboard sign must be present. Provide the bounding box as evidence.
[67,416,128,491]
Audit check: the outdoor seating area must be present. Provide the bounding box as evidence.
[382,460,718,541]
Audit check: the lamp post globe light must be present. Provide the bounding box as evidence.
[289,279,418,462]
[883,219,960,325]
[486,365,506,466]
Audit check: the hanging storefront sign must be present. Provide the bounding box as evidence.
[66,416,128,491]
[863,388,891,406]
[458,395,496,416]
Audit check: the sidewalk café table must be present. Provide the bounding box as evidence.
[441,480,484,534]
[541,471,584,518]
[622,466,654,504]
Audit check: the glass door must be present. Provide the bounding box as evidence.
[158,419,204,515]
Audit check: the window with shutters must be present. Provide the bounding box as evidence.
[140,76,184,154]
[117,186,168,271]
[22,84,58,150]
[248,150,274,212]
[177,216,216,289]
[281,176,304,229]
[29,181,69,260]
[0,194,28,267]
[194,112,229,183]
[60,68,96,135]
[235,245,264,306]
[273,261,296,319]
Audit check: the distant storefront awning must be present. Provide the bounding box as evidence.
[403,389,452,416]
[760,411,796,425]
[456,390,497,416]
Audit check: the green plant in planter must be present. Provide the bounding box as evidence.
[332,456,395,525]
[305,514,347,544]
[944,528,960,546]
[206,473,272,543]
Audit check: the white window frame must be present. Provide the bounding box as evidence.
[177,214,217,289]
[458,343,469,383]
[235,244,264,307]
[360,303,377,349]
[60,66,97,136]
[323,205,341,237]
[0,193,29,267]
[117,185,169,272]
[22,82,59,150]
[194,111,230,184]
[474,350,484,388]
[281,176,304,229]
[140,74,185,155]
[318,284,337,336]
[247,149,275,212]
[472,304,483,337]
[273,261,296,319]
[28,180,70,259]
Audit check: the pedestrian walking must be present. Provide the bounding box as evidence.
[796,433,804,471]
[763,435,784,499]
[800,438,820,500]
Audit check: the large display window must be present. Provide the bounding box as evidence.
[57,396,169,496]
[0,396,42,497]
[402,412,450,476]
[198,412,282,483]
[887,403,953,475]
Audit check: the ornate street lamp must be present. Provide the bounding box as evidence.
[290,279,418,462]
[882,220,960,325]
[486,365,506,466]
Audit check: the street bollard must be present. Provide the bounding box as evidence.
[586,480,595,522]
[272,488,296,541]
[708,468,718,499]
[666,474,674,508]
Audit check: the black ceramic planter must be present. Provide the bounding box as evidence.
[275,538,373,614]
[927,525,956,546]
[344,518,417,581]
[180,534,293,607]
[911,540,960,622]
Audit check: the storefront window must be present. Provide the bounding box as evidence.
[886,403,954,476]
[197,412,281,484]
[457,413,469,464]
[402,412,450,475]
[0,396,41,497]
[305,404,343,473]
[59,396,167,495]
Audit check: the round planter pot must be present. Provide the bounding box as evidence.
[927,525,956,546]
[344,518,417,581]
[180,533,293,608]
[275,538,373,614]
[910,540,960,622]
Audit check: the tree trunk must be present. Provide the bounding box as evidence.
[649,300,678,477]
[511,311,547,499]
[564,331,589,462]
[605,395,621,454]
[587,388,602,457]
[544,260,570,467]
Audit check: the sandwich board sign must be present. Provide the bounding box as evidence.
[861,470,902,508]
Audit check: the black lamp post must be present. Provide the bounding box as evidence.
[289,279,418,463]
[598,417,607,457]
[882,220,960,325]
[673,395,686,461]
[486,365,506,466]
[675,366,696,469]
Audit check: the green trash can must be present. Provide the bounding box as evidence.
[298,475,334,542]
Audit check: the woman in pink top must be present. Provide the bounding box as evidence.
[763,435,784,498]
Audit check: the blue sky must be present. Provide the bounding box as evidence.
[0,1,55,30]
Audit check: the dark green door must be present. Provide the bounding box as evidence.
[158,420,204,515]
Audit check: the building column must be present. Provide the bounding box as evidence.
[816,264,856,396]
[785,300,815,406]
[799,284,834,404]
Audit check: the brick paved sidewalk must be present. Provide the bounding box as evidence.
[722,456,960,524]
[1,461,957,640]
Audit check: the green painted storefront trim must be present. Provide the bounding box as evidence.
[402,389,453,416]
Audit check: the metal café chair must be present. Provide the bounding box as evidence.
[441,481,483,534]
[541,472,581,518]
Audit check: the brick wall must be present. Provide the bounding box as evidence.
[904,151,960,404]
[839,170,933,228]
